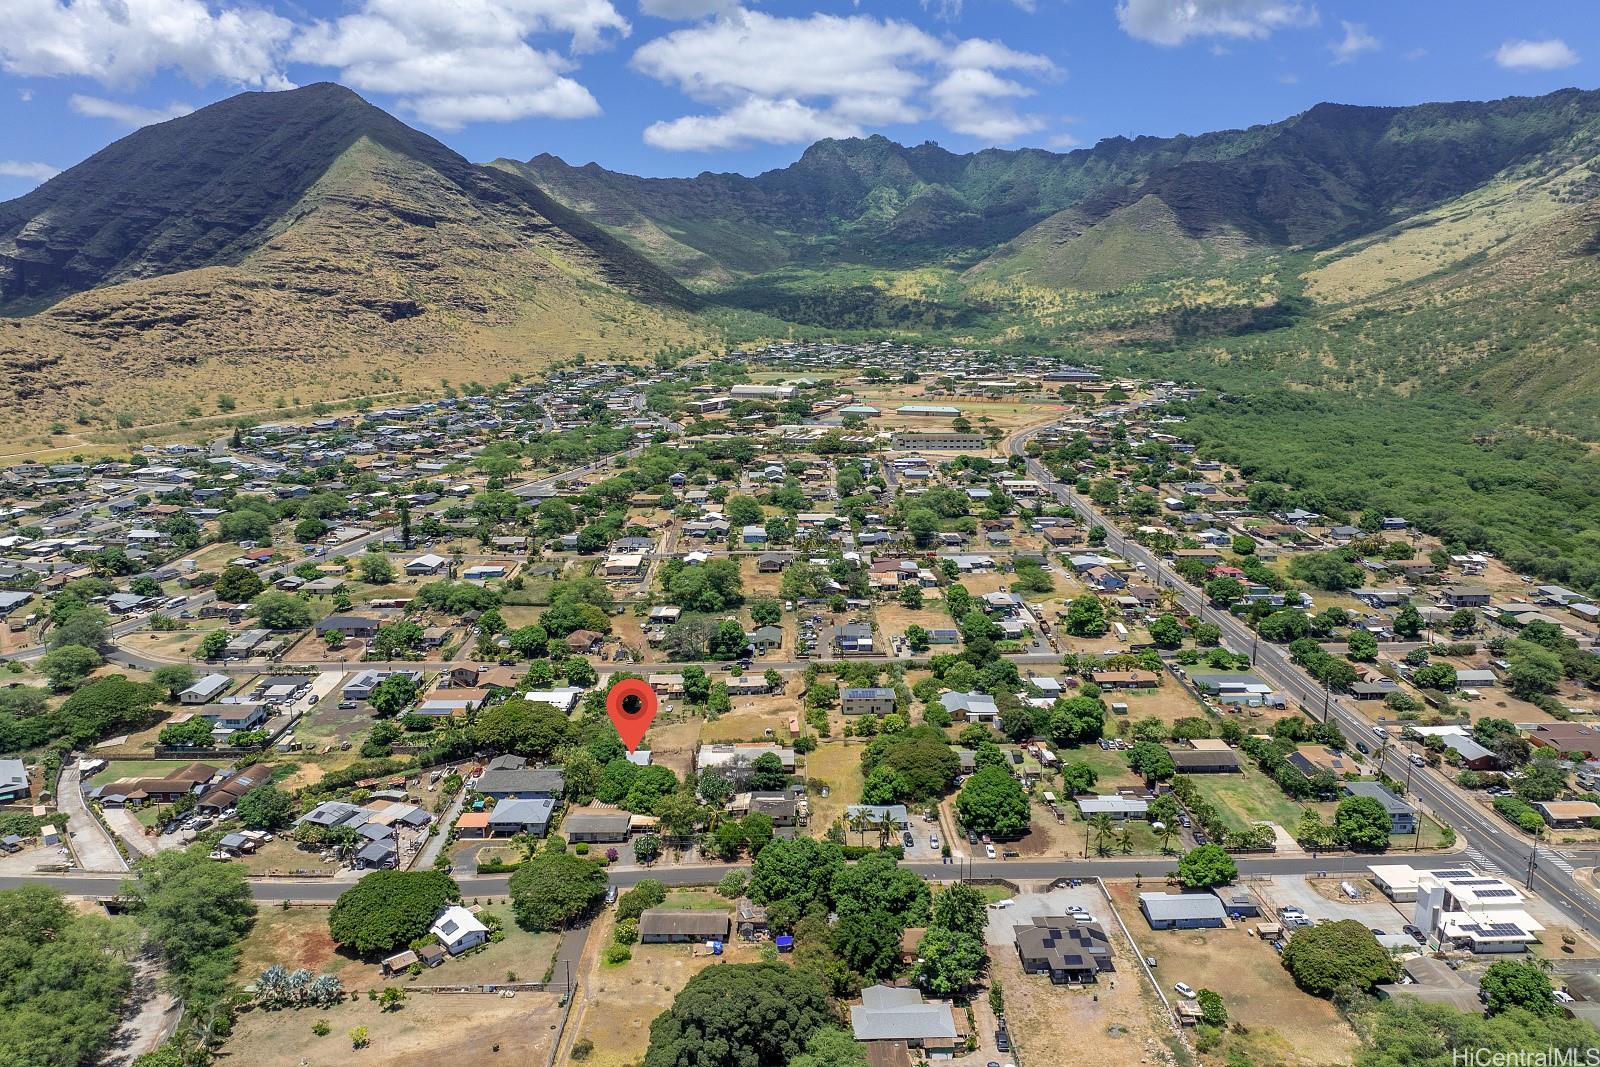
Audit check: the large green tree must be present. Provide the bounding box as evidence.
[0,886,133,1067]
[643,963,836,1067]
[329,871,461,956]
[1176,844,1238,889]
[954,766,1030,836]
[1281,919,1398,997]
[1478,960,1559,1017]
[130,847,256,1009]
[508,848,607,930]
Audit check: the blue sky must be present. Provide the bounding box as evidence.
[0,0,1595,199]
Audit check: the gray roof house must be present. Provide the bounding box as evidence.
[849,986,960,1053]
[1139,892,1227,929]
[473,765,565,800]
[485,797,556,837]
[0,759,28,802]
[1342,781,1418,835]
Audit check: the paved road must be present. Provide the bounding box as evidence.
[1008,423,1600,936]
[0,851,1470,903]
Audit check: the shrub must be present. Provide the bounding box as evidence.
[604,943,632,965]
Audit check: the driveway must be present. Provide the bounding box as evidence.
[102,809,158,858]
[58,762,127,872]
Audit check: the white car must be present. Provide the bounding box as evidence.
[985,843,997,859]
[930,833,940,849]
[1174,982,1197,1000]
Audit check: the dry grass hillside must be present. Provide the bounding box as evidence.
[0,135,706,440]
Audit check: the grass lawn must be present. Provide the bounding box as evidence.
[90,760,197,786]
[661,891,734,911]
[1192,767,1316,831]
[437,903,559,985]
[1065,745,1140,791]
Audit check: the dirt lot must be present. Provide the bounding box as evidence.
[988,884,1177,1067]
[569,910,763,1067]
[873,603,955,642]
[640,719,699,781]
[1107,881,1357,1066]
[699,692,801,743]
[738,556,786,598]
[237,907,359,986]
[223,989,563,1066]
[1101,684,1210,727]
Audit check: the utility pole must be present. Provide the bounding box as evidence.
[1526,828,1543,890]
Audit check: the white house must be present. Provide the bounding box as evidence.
[430,905,489,955]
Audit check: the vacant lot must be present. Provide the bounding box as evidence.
[223,989,563,1067]
[1100,684,1208,726]
[1109,882,1357,1066]
[1192,767,1334,833]
[802,739,864,835]
[237,907,358,986]
[571,917,760,1067]
[699,695,798,744]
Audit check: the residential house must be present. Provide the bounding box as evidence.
[638,909,732,943]
[940,690,999,723]
[849,986,961,1058]
[1077,796,1147,820]
[563,807,634,843]
[0,759,28,802]
[430,905,489,955]
[1139,892,1227,930]
[178,673,232,705]
[841,688,897,716]
[486,797,556,837]
[1343,781,1417,835]
[1014,918,1114,984]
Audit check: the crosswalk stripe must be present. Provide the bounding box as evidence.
[1465,847,1504,875]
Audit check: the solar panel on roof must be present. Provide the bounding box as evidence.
[1475,889,1518,898]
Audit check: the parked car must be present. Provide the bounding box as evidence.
[605,885,617,904]
[1174,982,1197,999]
[929,833,940,850]
[1404,925,1426,944]
[1145,956,1157,968]
[902,831,915,848]
[985,843,997,859]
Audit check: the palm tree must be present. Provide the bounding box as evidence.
[1115,824,1134,855]
[1089,814,1115,856]
[1156,822,1176,854]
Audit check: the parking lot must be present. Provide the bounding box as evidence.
[981,884,1108,947]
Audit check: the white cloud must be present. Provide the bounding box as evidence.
[1045,132,1081,150]
[1115,0,1317,47]
[18,89,32,102]
[1330,20,1378,64]
[645,97,861,150]
[0,0,293,89]
[69,93,194,127]
[1494,37,1578,72]
[631,10,1055,150]
[638,0,738,19]
[290,0,630,128]
[0,160,59,183]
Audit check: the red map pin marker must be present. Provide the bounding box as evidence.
[606,678,658,753]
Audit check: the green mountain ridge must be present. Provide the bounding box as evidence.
[511,89,1600,290]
